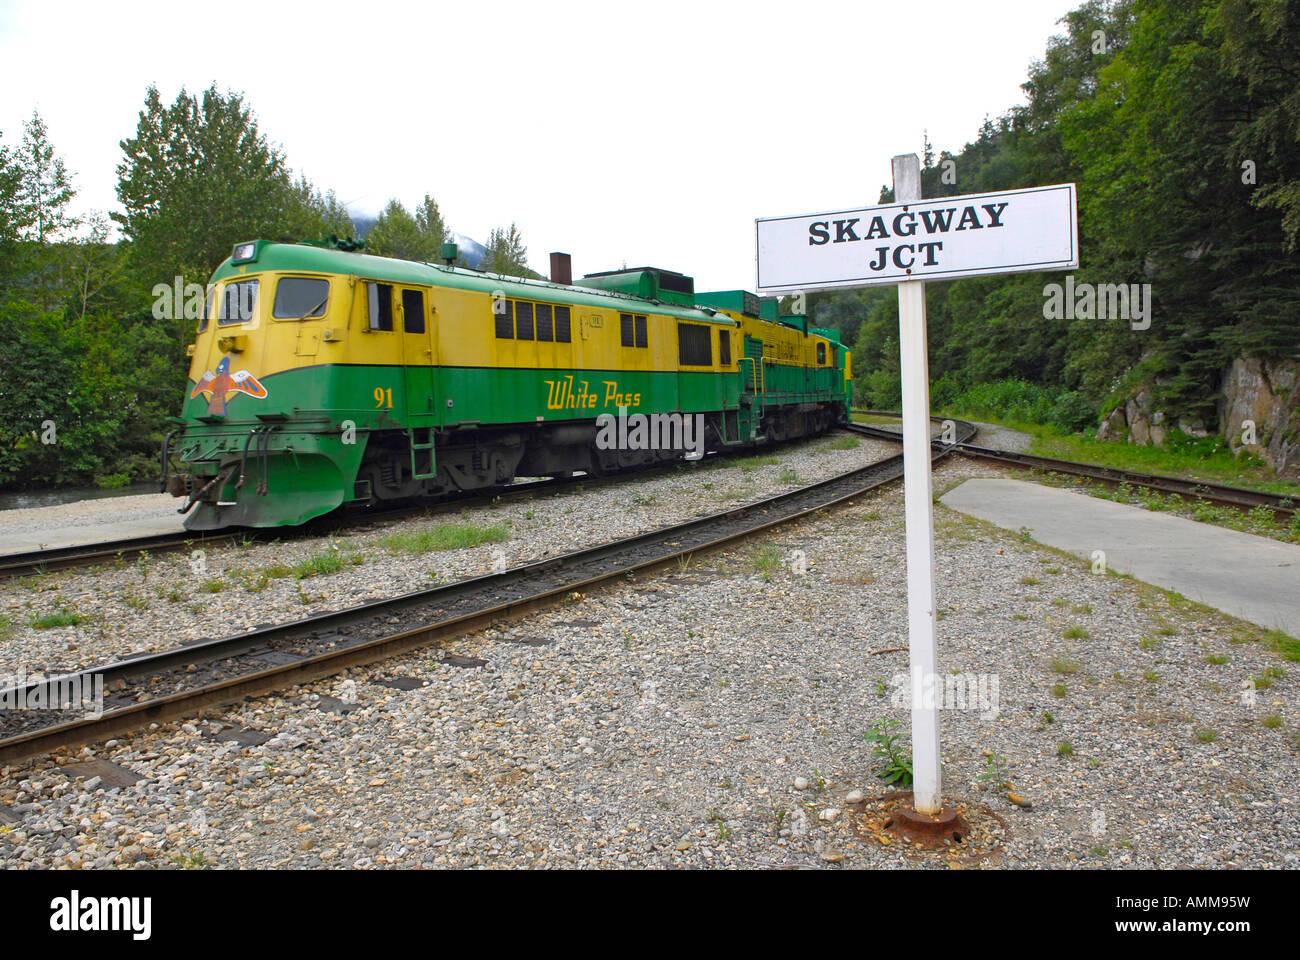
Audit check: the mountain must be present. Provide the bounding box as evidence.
[449,232,487,269]
[351,214,378,238]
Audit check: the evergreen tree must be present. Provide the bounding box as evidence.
[113,84,298,287]
[14,111,76,243]
[481,223,528,276]
[285,176,357,241]
[414,194,447,251]
[365,195,446,261]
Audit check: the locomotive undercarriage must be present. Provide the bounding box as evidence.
[355,402,843,506]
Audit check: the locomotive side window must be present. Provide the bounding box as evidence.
[366,282,394,331]
[555,305,572,342]
[718,328,731,366]
[402,289,425,334]
[515,301,534,340]
[273,277,330,319]
[536,303,553,342]
[816,342,826,364]
[621,313,648,348]
[495,298,514,338]
[678,322,712,366]
[200,287,214,332]
[218,279,259,326]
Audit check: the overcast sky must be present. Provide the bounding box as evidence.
[1,0,1082,290]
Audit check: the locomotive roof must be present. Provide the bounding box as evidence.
[210,241,745,326]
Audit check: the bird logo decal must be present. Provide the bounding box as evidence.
[190,356,268,416]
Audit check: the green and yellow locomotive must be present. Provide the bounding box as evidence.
[163,240,851,529]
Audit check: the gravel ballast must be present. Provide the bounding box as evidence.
[2,449,1296,870]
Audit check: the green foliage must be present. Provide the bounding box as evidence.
[364,194,446,261]
[844,0,1300,438]
[379,522,509,554]
[30,606,85,629]
[291,550,364,578]
[12,111,76,243]
[480,223,529,276]
[938,378,1098,433]
[114,85,306,291]
[864,717,914,786]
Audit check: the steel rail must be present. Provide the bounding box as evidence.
[0,420,977,764]
[0,456,722,580]
[848,412,1296,519]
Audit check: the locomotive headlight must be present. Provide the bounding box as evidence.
[232,241,257,263]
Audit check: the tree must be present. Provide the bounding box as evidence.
[113,84,299,289]
[481,223,529,276]
[0,132,24,268]
[285,175,357,240]
[14,111,76,243]
[1216,0,1300,250]
[414,194,447,252]
[365,194,447,260]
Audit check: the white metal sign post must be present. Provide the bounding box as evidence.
[891,154,942,815]
[755,155,1078,822]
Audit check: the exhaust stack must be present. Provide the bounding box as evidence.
[549,252,573,286]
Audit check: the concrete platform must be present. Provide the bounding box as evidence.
[940,478,1300,638]
[0,493,184,557]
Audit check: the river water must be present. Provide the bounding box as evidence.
[0,482,160,511]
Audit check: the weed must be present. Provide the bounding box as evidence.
[1051,656,1081,674]
[380,523,509,555]
[864,718,913,787]
[30,607,85,629]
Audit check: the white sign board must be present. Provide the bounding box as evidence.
[755,183,1078,293]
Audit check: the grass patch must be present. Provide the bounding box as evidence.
[1056,741,1074,757]
[963,412,1296,496]
[1019,575,1040,586]
[1062,624,1089,640]
[30,607,85,629]
[1051,655,1081,674]
[1261,714,1283,729]
[120,588,149,610]
[777,467,800,484]
[1050,682,1067,698]
[826,436,860,450]
[1194,728,1217,743]
[1253,665,1285,689]
[1204,653,1228,665]
[750,544,782,577]
[735,454,780,470]
[380,523,509,555]
[200,578,227,594]
[291,550,365,578]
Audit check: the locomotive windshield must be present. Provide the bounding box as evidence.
[217,278,260,326]
[273,276,330,319]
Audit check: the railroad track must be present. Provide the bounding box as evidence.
[0,419,976,764]
[0,457,723,581]
[848,413,1297,519]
